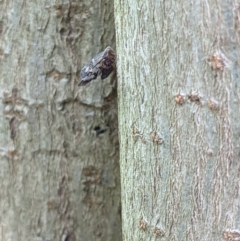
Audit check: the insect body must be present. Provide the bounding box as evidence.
[79,46,116,86]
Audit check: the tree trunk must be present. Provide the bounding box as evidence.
[0,1,121,241]
[115,0,240,240]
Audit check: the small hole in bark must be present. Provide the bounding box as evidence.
[94,126,107,136]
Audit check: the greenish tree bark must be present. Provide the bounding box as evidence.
[0,1,121,241]
[115,0,240,240]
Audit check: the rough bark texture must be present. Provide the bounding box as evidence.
[0,1,121,241]
[115,0,240,240]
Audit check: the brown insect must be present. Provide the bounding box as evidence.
[79,46,116,86]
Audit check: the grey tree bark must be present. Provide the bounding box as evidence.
[115,0,240,240]
[0,1,121,241]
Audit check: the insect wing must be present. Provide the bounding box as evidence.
[79,59,102,86]
[78,46,115,86]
